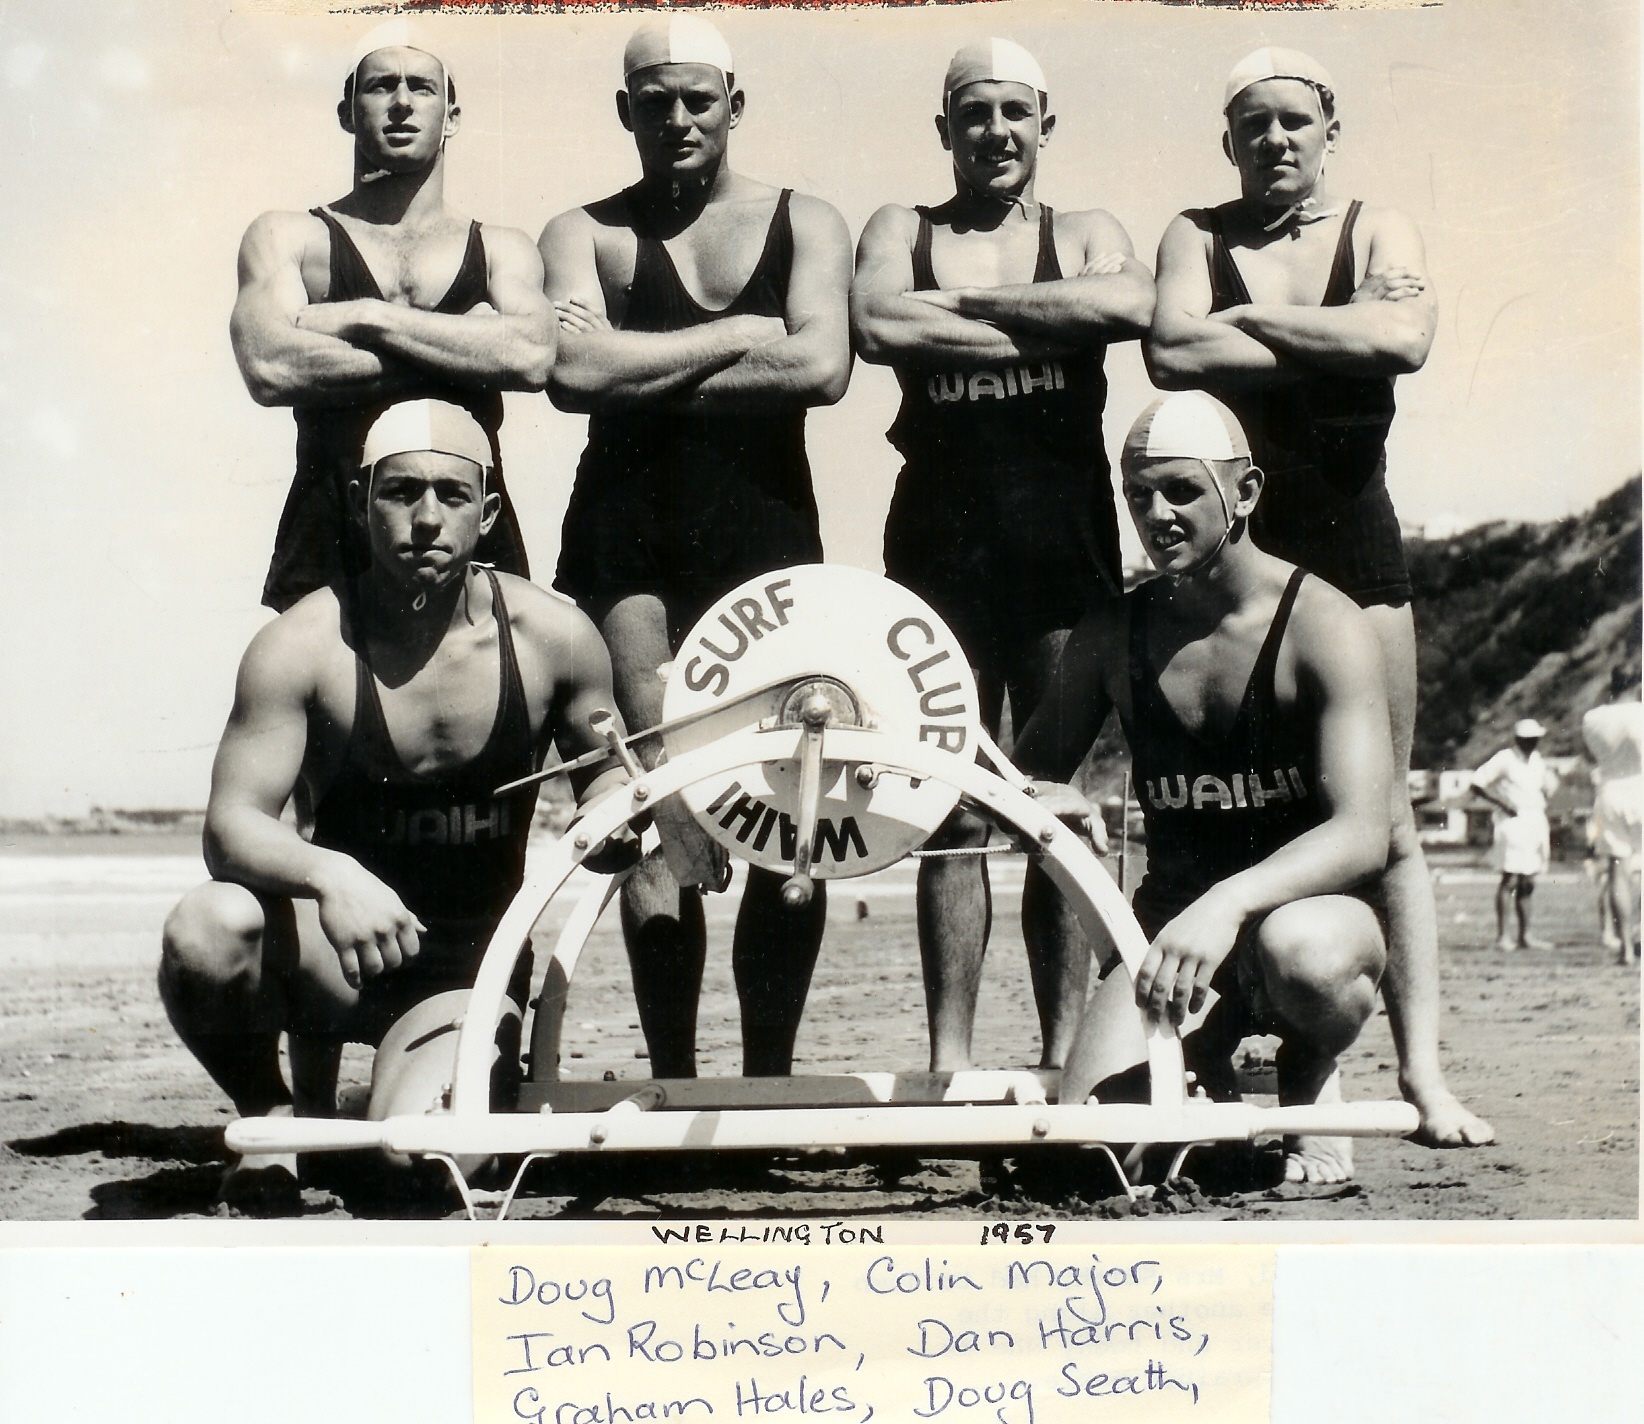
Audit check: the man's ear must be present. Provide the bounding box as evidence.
[1221,128,1235,167]
[1324,115,1341,154]
[727,84,745,129]
[338,92,355,135]
[348,476,368,523]
[479,487,502,537]
[1039,110,1056,147]
[935,112,952,152]
[1232,463,1264,520]
[443,100,461,144]
[616,88,633,133]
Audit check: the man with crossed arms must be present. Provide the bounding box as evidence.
[539,16,853,1079]
[852,39,1153,1073]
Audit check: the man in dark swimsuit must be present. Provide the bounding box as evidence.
[160,399,629,1203]
[850,39,1154,1072]
[1016,393,1394,1184]
[231,34,555,612]
[1146,48,1493,1149]
[537,15,852,1079]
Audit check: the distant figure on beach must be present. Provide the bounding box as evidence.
[232,25,553,611]
[1472,719,1560,952]
[159,400,630,1209]
[1582,665,1642,964]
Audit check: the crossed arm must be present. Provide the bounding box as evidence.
[230,211,555,408]
[541,195,853,412]
[1147,206,1435,392]
[850,205,1154,367]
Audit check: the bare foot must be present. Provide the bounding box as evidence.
[1493,937,1519,952]
[1518,935,1554,951]
[1282,1068,1353,1184]
[1284,1134,1354,1184]
[1405,1079,1496,1147]
[218,1107,302,1215]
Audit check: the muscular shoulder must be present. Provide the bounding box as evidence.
[237,208,326,273]
[1284,574,1383,691]
[785,190,847,234]
[477,221,542,265]
[495,574,603,659]
[858,203,923,248]
[237,587,341,698]
[1352,202,1427,268]
[1054,205,1134,249]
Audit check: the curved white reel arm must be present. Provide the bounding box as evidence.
[449,725,1181,1116]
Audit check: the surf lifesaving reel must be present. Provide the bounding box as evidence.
[226,565,1418,1219]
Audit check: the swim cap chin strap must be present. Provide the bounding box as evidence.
[1167,461,1243,584]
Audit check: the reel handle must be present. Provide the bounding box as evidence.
[781,693,832,907]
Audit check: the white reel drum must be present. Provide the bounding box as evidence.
[662,565,981,885]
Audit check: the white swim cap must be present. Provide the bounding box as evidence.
[1123,393,1251,469]
[943,38,1048,107]
[361,399,491,473]
[623,16,734,86]
[1224,47,1334,113]
[349,19,442,81]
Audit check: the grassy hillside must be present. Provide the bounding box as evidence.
[1408,477,1641,769]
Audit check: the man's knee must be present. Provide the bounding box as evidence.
[161,882,269,991]
[1255,898,1384,1020]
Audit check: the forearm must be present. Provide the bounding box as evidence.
[355,303,555,391]
[1226,303,1429,376]
[203,807,353,901]
[667,329,848,409]
[853,294,1074,366]
[549,322,759,409]
[236,329,419,408]
[1216,818,1388,924]
[945,272,1154,345]
[1146,316,1300,391]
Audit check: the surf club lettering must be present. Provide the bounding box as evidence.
[680,578,797,698]
[704,780,869,866]
[886,616,970,757]
[926,361,1065,405]
[1145,768,1309,811]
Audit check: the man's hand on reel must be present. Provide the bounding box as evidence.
[1133,887,1243,1027]
[1025,780,1109,856]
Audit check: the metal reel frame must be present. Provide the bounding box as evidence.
[225,722,1418,1213]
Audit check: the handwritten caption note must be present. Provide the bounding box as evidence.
[472,1235,1274,1424]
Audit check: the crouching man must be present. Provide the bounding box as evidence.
[161,399,629,1204]
[1015,392,1394,1183]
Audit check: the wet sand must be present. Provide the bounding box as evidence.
[0,835,1636,1221]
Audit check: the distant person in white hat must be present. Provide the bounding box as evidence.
[1147,47,1493,1149]
[1015,393,1395,1184]
[1583,664,1642,964]
[160,399,629,1210]
[232,23,555,612]
[851,38,1154,1074]
[536,16,853,1080]
[1472,719,1561,951]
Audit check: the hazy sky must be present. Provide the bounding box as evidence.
[0,0,1638,816]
